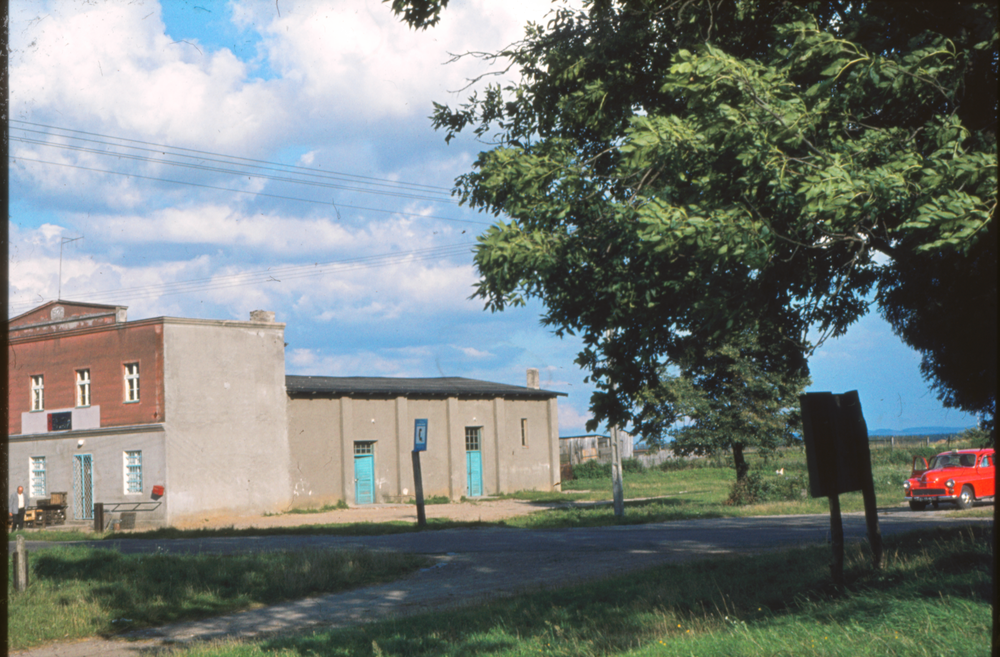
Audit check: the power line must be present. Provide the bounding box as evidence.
[12,156,491,226]
[11,135,456,204]
[10,119,455,196]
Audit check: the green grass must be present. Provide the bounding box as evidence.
[169,524,991,657]
[7,546,429,651]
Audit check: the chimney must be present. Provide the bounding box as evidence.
[250,310,276,323]
[526,368,540,390]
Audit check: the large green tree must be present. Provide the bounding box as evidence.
[390,0,997,438]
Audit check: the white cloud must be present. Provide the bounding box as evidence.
[555,403,593,436]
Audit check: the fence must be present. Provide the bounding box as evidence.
[868,435,960,450]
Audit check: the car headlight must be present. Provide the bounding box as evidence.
[903,481,911,490]
[946,479,955,489]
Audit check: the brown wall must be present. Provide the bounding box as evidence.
[8,321,165,435]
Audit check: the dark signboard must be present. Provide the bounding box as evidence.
[799,391,872,498]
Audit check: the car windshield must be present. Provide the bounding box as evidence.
[929,454,976,469]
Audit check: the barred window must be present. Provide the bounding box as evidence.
[30,456,47,498]
[124,450,143,494]
[354,442,374,455]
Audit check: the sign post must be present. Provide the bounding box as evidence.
[412,419,428,528]
[800,391,883,588]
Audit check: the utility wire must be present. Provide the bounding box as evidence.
[12,135,456,204]
[10,119,454,195]
[13,156,491,226]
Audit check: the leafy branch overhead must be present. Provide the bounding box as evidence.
[394,0,997,436]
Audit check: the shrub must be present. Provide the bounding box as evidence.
[572,460,612,479]
[622,458,646,474]
[725,470,807,506]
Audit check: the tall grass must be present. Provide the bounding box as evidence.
[7,547,428,651]
[177,524,991,657]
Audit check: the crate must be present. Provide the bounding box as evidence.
[49,492,67,506]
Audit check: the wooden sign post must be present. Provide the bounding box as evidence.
[800,391,883,588]
[412,419,428,528]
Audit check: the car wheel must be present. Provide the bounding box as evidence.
[909,500,927,511]
[932,501,940,509]
[956,486,974,510]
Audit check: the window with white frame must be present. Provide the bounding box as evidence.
[30,456,47,498]
[31,374,44,411]
[124,450,143,494]
[124,363,140,402]
[76,369,91,407]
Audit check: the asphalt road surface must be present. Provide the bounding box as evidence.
[9,509,993,657]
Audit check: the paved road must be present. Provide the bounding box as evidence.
[9,509,992,657]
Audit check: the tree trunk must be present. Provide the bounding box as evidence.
[733,442,749,481]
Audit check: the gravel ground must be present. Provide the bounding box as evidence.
[170,497,562,530]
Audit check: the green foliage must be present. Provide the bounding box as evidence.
[622,457,646,474]
[410,0,996,440]
[725,470,808,506]
[572,460,613,479]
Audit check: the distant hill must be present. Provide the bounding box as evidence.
[867,426,974,437]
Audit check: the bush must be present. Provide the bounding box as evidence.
[622,458,646,474]
[571,460,612,479]
[725,470,807,506]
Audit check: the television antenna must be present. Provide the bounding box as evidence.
[58,236,84,300]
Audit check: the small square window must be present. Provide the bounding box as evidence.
[76,369,91,407]
[31,375,44,411]
[124,363,140,403]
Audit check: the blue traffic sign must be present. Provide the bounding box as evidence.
[413,419,428,452]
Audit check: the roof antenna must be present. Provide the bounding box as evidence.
[58,236,84,300]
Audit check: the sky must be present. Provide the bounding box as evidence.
[7,0,979,437]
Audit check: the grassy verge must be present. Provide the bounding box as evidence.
[7,546,428,651]
[172,524,991,657]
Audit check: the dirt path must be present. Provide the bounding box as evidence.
[170,497,567,530]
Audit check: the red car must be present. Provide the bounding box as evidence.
[904,448,995,511]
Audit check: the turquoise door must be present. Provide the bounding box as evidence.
[73,454,94,520]
[465,427,483,497]
[354,442,375,504]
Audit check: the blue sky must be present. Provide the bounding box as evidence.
[7,0,979,436]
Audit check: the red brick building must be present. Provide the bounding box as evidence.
[8,301,291,527]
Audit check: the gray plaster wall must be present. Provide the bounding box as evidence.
[8,427,167,528]
[287,394,561,506]
[161,319,291,523]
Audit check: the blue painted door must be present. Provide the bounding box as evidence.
[73,454,94,520]
[466,450,483,497]
[465,427,483,497]
[354,442,375,504]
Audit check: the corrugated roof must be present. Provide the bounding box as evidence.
[286,375,564,399]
